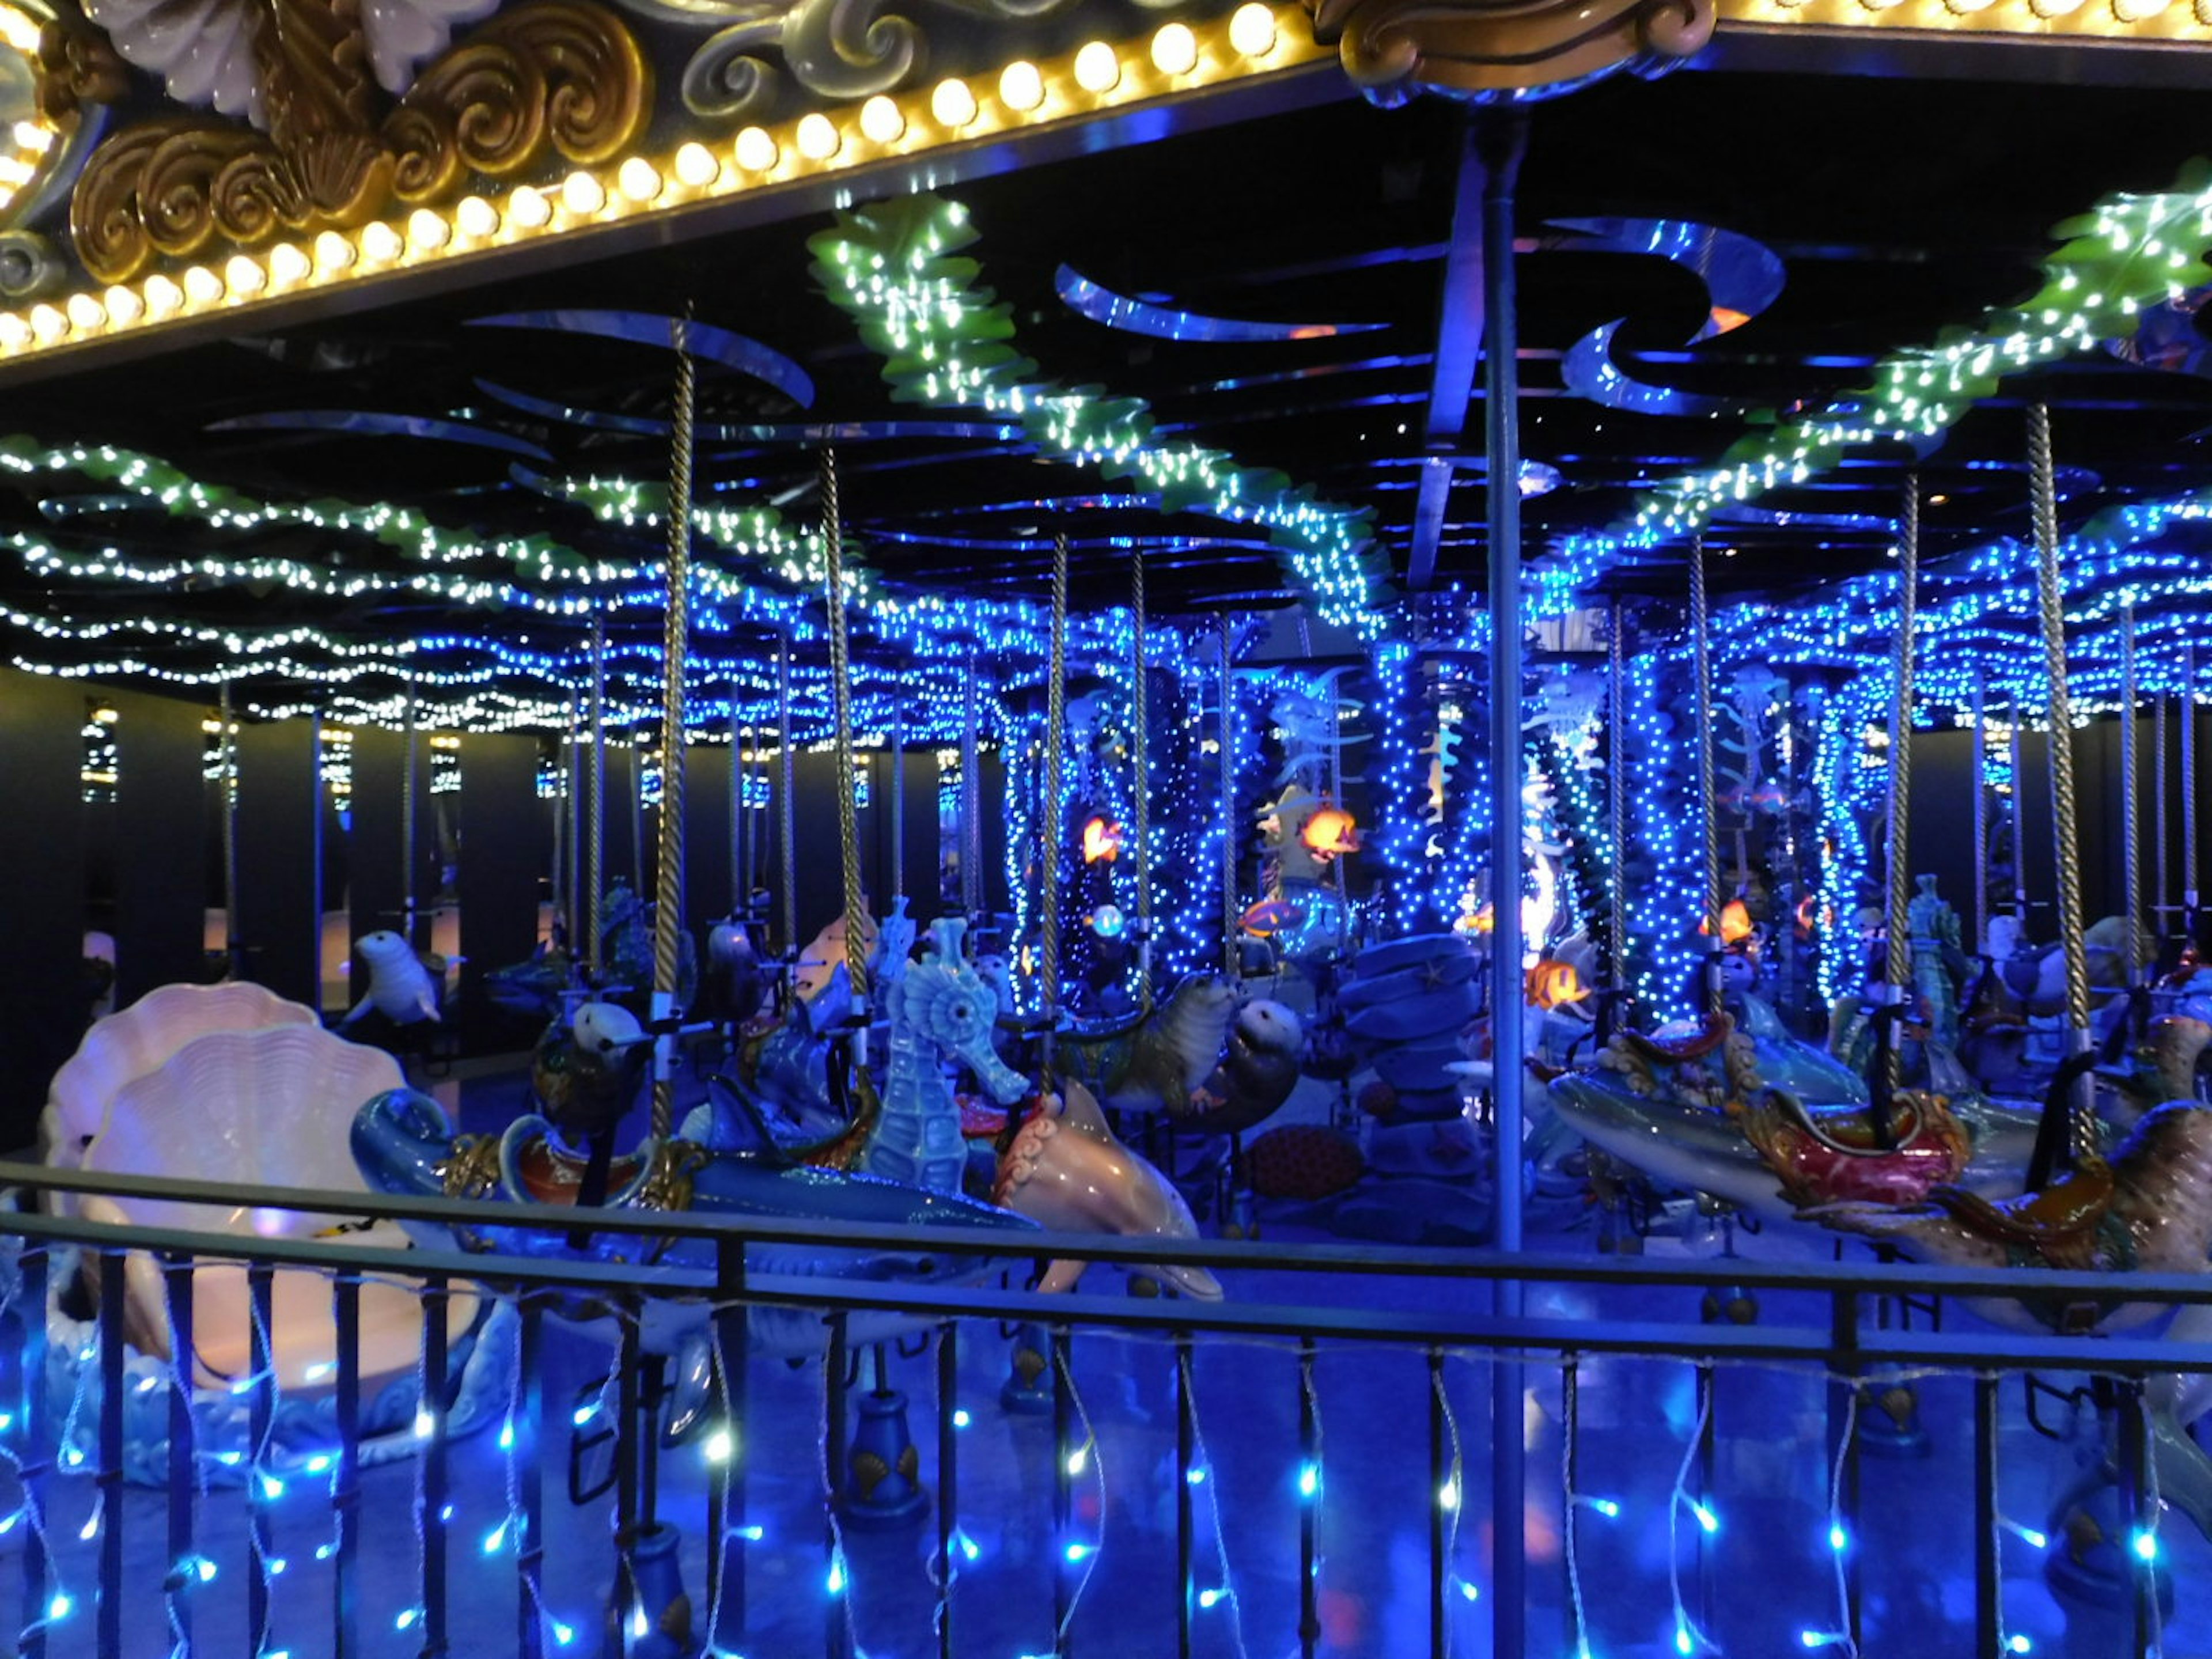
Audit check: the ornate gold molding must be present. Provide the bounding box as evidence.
[1302,0,1715,102]
[71,0,649,283]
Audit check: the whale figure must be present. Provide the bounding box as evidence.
[993,1081,1221,1300]
[353,1089,1039,1357]
[343,930,441,1026]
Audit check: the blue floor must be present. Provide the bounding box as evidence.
[4,1056,2206,1658]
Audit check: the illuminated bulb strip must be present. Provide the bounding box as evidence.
[1719,0,2210,31]
[0,8,1324,366]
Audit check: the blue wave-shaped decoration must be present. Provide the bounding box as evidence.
[1056,265,1385,344]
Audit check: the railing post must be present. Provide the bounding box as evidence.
[1298,1336,1318,1659]
[334,1271,362,1658]
[1828,1289,1862,1652]
[1974,1372,2000,1656]
[1052,1324,1074,1658]
[1175,1336,1194,1659]
[709,1238,747,1653]
[518,1291,544,1659]
[935,1321,958,1659]
[1427,1345,1446,1659]
[18,1245,48,1659]
[162,1252,195,1659]
[95,1250,124,1659]
[420,1272,450,1657]
[248,1260,275,1657]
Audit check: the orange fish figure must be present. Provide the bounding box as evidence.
[1241,898,1297,938]
[1525,959,1589,1010]
[1697,899,1754,946]
[1300,804,1361,861]
[1082,816,1124,863]
[1456,903,1495,937]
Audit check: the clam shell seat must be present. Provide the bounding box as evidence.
[77,1025,478,1391]
[40,982,319,1179]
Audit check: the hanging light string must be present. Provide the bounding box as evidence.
[2122,606,2141,982]
[649,316,697,1143]
[2029,404,2093,1157]
[1883,482,1921,1104]
[778,634,798,958]
[1689,534,1721,1016]
[822,446,869,1014]
[1040,530,1070,1065]
[586,613,607,978]
[1608,603,1630,1021]
[1970,671,1987,956]
[1130,545,1153,1014]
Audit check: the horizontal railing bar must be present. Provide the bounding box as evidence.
[13,1157,2212,1306]
[8,1207,2212,1370]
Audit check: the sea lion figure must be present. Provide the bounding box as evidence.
[1057,972,1241,1119]
[1176,999,1304,1136]
[343,930,441,1027]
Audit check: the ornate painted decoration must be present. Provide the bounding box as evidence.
[69,0,649,282]
[1301,0,1714,103]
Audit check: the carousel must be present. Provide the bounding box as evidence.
[0,1,2209,1656]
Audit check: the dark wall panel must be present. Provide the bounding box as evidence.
[0,669,86,1145]
[604,746,641,903]
[112,685,210,1002]
[351,726,434,945]
[684,745,733,931]
[459,734,546,1003]
[236,719,321,1007]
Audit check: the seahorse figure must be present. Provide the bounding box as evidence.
[797,916,1029,1193]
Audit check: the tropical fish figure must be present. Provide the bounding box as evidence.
[994,1080,1221,1299]
[343,930,442,1027]
[1081,816,1124,863]
[1300,804,1359,860]
[1056,972,1241,1119]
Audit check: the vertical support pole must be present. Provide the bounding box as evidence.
[421,1274,450,1656]
[1607,602,1630,1026]
[334,1272,361,1658]
[1042,534,1070,1063]
[1052,1326,1075,1658]
[2157,691,2171,947]
[248,1262,275,1658]
[1695,1361,1717,1633]
[823,446,868,1024]
[1881,481,1921,1111]
[1426,1346,1446,1659]
[1298,1338,1319,1659]
[2122,607,2142,982]
[889,705,906,906]
[518,1294,544,1659]
[2184,642,2199,946]
[1175,1338,1195,1659]
[961,652,982,919]
[709,1243,747,1651]
[779,637,798,957]
[219,681,238,976]
[2027,404,2092,1128]
[650,317,696,1142]
[617,1305,645,1654]
[18,1247,48,1659]
[586,616,607,978]
[823,1314,848,1659]
[1828,1290,1863,1652]
[2008,691,2028,923]
[162,1254,195,1658]
[1478,105,1531,1659]
[935,1322,957,1659]
[731,680,745,917]
[567,694,584,947]
[2124,1380,2155,1658]
[1971,671,1988,955]
[1974,1373,2000,1656]
[402,675,420,950]
[1131,551,1154,1010]
[95,1251,123,1659]
[1690,532,1721,1016]
[1218,612,1238,979]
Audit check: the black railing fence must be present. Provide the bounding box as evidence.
[0,1157,2203,1659]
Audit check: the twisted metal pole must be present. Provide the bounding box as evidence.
[402,673,419,949]
[1689,532,1721,1016]
[587,613,607,976]
[2028,403,2092,1147]
[1218,611,1238,979]
[961,651,982,917]
[1130,548,1153,1013]
[1608,601,1629,1019]
[822,447,868,1013]
[649,317,696,1143]
[2122,607,2141,982]
[1882,482,1921,1103]
[778,636,797,957]
[1041,532,1070,1058]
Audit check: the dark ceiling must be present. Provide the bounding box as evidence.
[9,59,2212,695]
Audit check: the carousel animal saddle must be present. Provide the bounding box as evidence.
[1926,1158,2117,1266]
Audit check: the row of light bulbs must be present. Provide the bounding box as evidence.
[0,5,1307,361]
[1741,0,2212,27]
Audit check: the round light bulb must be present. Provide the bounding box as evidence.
[734,127,778,172]
[562,171,607,215]
[0,313,26,350]
[998,60,1044,111]
[616,157,661,202]
[358,222,402,263]
[507,186,551,229]
[2112,0,2167,18]
[930,77,978,128]
[1073,41,1121,93]
[1150,22,1199,74]
[102,285,144,325]
[312,229,355,270]
[223,254,266,294]
[142,274,182,317]
[795,112,840,160]
[454,196,498,238]
[181,266,224,306]
[1228,2,1278,55]
[28,301,65,340]
[65,292,104,332]
[267,242,310,285]
[673,142,719,188]
[858,96,904,144]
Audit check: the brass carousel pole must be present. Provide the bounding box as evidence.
[1041,532,1071,1073]
[822,447,869,1021]
[1880,482,1921,1119]
[1130,547,1154,1013]
[649,318,696,1145]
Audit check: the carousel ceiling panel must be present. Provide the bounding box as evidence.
[5,62,2212,711]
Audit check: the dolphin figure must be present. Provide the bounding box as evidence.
[352,1089,1037,1358]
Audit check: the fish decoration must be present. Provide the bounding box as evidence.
[1081,816,1124,863]
[1299,803,1359,861]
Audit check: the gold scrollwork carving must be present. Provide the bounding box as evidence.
[70,0,649,284]
[36,17,129,122]
[1302,0,1715,105]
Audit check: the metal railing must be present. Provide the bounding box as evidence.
[0,1156,2202,1658]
